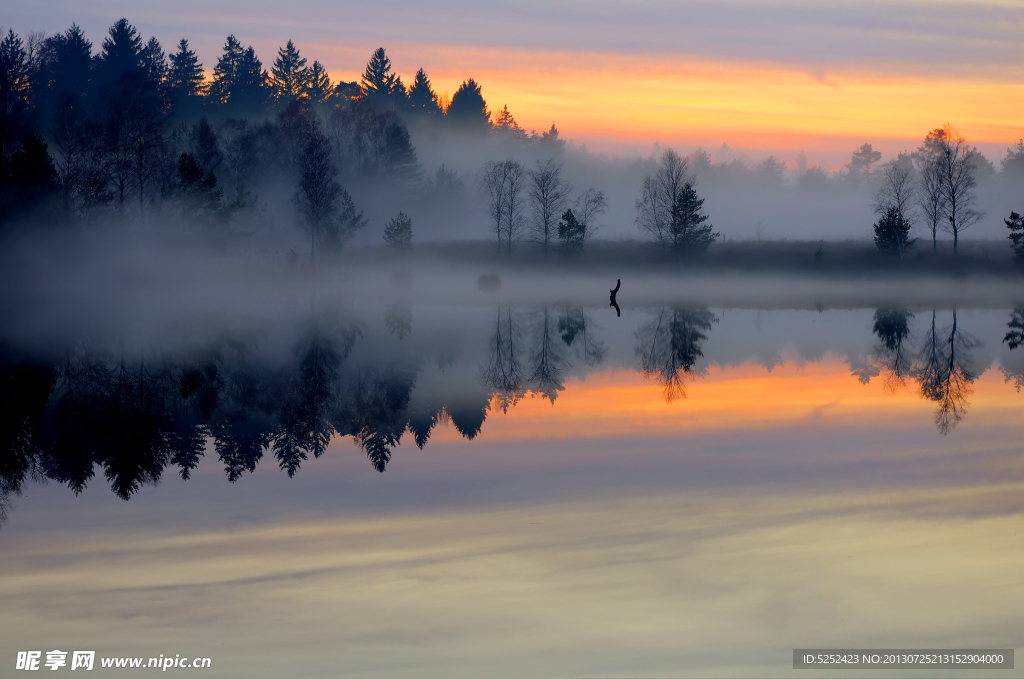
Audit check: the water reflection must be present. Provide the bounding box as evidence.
[635,306,717,401]
[2,302,1021,511]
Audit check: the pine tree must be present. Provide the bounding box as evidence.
[669,182,718,254]
[208,35,244,105]
[213,44,268,112]
[168,39,205,102]
[494,105,524,138]
[270,40,307,104]
[303,61,332,104]
[140,37,166,91]
[447,78,489,128]
[407,68,440,115]
[360,48,396,101]
[383,212,412,248]
[96,18,143,84]
[0,30,31,176]
[557,208,585,254]
[1006,212,1024,261]
[873,205,914,258]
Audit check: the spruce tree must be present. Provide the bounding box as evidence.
[383,212,412,248]
[447,78,489,128]
[873,205,914,258]
[140,37,166,91]
[208,35,244,105]
[270,40,307,103]
[407,68,440,115]
[669,183,718,254]
[96,18,143,85]
[168,40,203,94]
[304,61,332,104]
[557,208,585,255]
[1006,212,1024,260]
[361,48,396,101]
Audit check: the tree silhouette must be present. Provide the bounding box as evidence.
[557,307,605,366]
[167,39,205,115]
[407,68,440,115]
[915,309,979,434]
[1005,212,1024,261]
[872,307,914,391]
[360,47,397,107]
[94,18,143,87]
[873,206,914,259]
[935,125,984,255]
[208,35,244,106]
[383,211,413,249]
[529,159,571,255]
[529,307,568,402]
[447,78,490,128]
[636,307,717,401]
[1003,307,1024,350]
[481,158,526,257]
[482,308,527,412]
[270,40,308,105]
[303,61,332,105]
[847,142,881,180]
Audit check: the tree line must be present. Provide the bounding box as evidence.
[1,18,1022,260]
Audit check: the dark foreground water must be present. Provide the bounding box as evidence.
[2,268,1024,677]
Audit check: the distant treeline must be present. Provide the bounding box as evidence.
[0,18,1022,260]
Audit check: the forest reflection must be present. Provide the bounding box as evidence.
[2,303,1023,507]
[872,307,980,434]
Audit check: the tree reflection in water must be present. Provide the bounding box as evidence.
[635,307,717,402]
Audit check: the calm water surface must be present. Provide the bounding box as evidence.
[2,283,1023,677]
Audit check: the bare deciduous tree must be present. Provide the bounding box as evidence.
[936,125,984,255]
[528,159,571,255]
[918,158,945,254]
[872,156,917,260]
[635,149,692,248]
[481,158,526,258]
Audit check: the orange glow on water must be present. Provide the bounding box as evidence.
[429,360,1024,443]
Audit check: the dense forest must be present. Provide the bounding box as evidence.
[0,18,1023,258]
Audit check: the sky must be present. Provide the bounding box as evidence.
[7,1,1024,165]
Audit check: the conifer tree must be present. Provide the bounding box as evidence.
[303,61,332,104]
[168,39,205,103]
[873,205,914,258]
[361,48,396,101]
[1006,212,1024,260]
[447,78,489,128]
[407,68,440,115]
[0,30,31,175]
[668,183,718,254]
[383,212,412,248]
[208,35,244,105]
[140,37,166,91]
[96,18,143,84]
[270,40,307,104]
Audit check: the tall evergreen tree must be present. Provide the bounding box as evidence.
[140,37,166,88]
[407,68,440,115]
[208,35,244,106]
[167,39,205,117]
[33,25,92,113]
[873,205,914,259]
[270,40,307,104]
[360,47,396,102]
[668,183,718,254]
[95,18,143,86]
[446,78,489,128]
[303,61,332,104]
[0,30,31,177]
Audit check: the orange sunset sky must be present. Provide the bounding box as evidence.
[10,0,1024,164]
